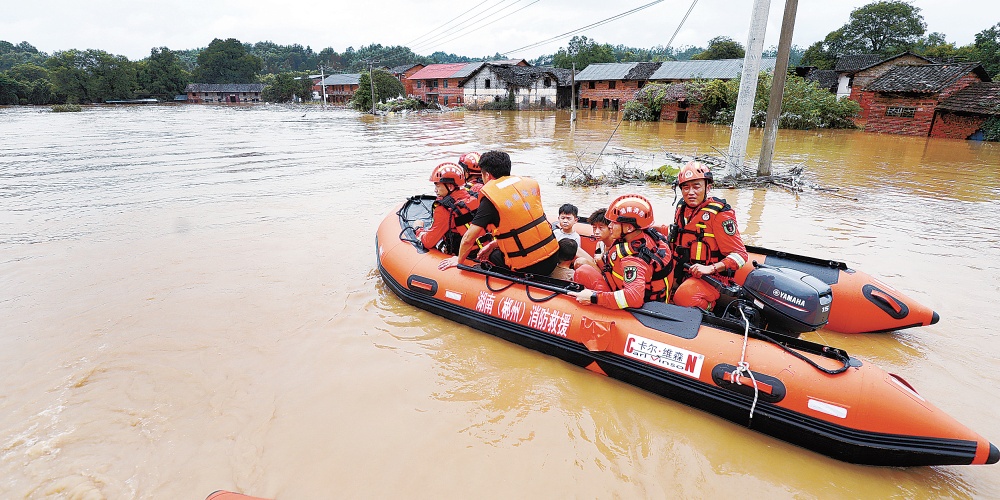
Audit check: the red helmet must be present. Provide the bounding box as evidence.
[608,194,654,229]
[459,152,481,175]
[429,162,466,185]
[677,161,713,186]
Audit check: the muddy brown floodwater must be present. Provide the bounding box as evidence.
[2,105,999,498]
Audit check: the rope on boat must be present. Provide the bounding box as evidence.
[729,305,760,424]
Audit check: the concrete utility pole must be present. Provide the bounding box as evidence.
[726,0,771,179]
[758,0,799,176]
[319,65,327,108]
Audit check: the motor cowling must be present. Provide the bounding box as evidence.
[742,266,832,335]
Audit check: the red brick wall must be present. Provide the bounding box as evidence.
[930,111,987,139]
[401,66,423,96]
[660,101,702,122]
[864,95,938,136]
[578,80,642,109]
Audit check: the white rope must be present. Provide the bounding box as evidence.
[729,305,760,423]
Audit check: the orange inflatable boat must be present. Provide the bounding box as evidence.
[572,223,939,334]
[377,196,997,466]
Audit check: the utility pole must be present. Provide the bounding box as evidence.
[571,62,576,122]
[366,59,380,115]
[726,0,771,179]
[319,65,327,108]
[758,0,799,176]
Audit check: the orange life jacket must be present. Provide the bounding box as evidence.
[479,175,558,270]
[671,197,731,280]
[437,188,479,236]
[600,230,673,302]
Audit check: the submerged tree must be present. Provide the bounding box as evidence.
[137,47,189,100]
[351,69,404,112]
[193,38,262,83]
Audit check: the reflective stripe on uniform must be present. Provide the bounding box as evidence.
[613,290,629,309]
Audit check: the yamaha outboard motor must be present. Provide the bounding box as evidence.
[741,265,832,335]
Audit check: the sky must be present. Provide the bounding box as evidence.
[3,0,998,62]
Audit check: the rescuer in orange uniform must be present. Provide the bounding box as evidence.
[458,152,484,194]
[413,162,480,255]
[670,161,748,310]
[569,194,673,309]
[438,150,560,275]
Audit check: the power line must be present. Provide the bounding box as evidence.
[410,0,526,53]
[403,0,494,47]
[500,0,666,56]
[415,0,542,54]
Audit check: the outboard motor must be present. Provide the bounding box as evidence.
[741,265,833,335]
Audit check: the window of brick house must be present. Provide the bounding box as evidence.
[444,96,449,104]
[443,80,448,88]
[638,81,646,88]
[485,79,491,89]
[588,81,595,89]
[886,106,917,118]
[609,81,616,90]
[602,98,609,108]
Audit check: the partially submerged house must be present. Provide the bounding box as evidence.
[859,62,991,137]
[320,73,361,104]
[406,60,529,106]
[932,82,1000,140]
[462,64,574,109]
[834,52,934,104]
[576,58,777,112]
[184,84,265,104]
[389,63,425,96]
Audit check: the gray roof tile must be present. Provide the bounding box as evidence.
[864,63,985,93]
[185,83,266,93]
[649,58,776,80]
[321,73,361,85]
[935,82,1000,114]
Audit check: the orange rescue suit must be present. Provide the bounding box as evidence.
[671,197,748,309]
[595,231,673,309]
[479,175,559,270]
[416,188,479,254]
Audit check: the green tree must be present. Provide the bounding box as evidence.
[351,69,404,112]
[552,36,615,70]
[840,1,926,55]
[138,47,189,100]
[46,49,137,103]
[691,37,746,60]
[974,23,1000,78]
[0,40,48,71]
[193,38,263,83]
[799,29,852,69]
[0,73,22,104]
[261,72,300,102]
[7,63,49,82]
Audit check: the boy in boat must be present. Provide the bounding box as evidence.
[438,150,561,276]
[413,162,479,255]
[669,161,748,310]
[552,203,581,245]
[588,208,613,257]
[458,152,484,194]
[569,194,672,309]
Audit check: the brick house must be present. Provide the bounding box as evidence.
[184,83,265,103]
[389,63,425,96]
[835,52,935,124]
[406,60,529,106]
[860,62,991,136]
[649,58,776,122]
[931,82,1000,139]
[320,73,360,104]
[575,62,660,111]
[462,64,574,109]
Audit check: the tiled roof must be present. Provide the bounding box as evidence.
[389,63,422,75]
[575,63,641,81]
[834,54,884,73]
[834,52,934,74]
[936,82,1000,115]
[185,83,266,93]
[481,65,573,88]
[804,69,839,90]
[452,62,486,79]
[408,63,470,80]
[320,73,360,85]
[626,62,662,80]
[546,67,576,86]
[649,58,777,80]
[865,63,985,93]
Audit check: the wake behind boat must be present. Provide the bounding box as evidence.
[376,195,997,466]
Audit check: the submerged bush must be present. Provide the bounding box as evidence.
[51,103,82,112]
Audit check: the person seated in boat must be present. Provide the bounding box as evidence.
[550,238,607,290]
[413,162,479,255]
[458,152,484,194]
[438,150,561,275]
[569,194,673,309]
[588,208,613,257]
[669,161,748,311]
[552,203,581,245]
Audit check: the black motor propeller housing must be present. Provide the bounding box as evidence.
[742,265,833,335]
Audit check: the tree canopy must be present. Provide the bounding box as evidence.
[974,23,1000,78]
[691,37,745,60]
[841,1,926,54]
[552,36,615,70]
[193,38,263,83]
[352,69,404,112]
[45,49,137,103]
[138,47,188,99]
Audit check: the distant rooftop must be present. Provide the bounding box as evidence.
[650,58,777,80]
[321,73,361,86]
